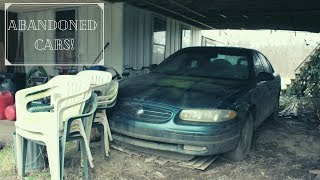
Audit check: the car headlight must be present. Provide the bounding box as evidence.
[179,109,237,122]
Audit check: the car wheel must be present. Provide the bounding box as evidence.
[224,112,253,161]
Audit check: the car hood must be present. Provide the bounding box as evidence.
[118,73,249,109]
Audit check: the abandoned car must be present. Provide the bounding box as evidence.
[109,47,281,160]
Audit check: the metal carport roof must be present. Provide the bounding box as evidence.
[107,0,320,33]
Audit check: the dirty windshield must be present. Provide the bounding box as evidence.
[153,48,250,80]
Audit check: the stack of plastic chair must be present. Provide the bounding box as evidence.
[77,70,118,157]
[15,75,92,180]
[93,80,118,157]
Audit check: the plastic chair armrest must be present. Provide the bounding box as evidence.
[97,99,117,109]
[28,105,54,112]
[56,92,92,116]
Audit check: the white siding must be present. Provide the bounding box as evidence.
[123,4,202,70]
[123,4,153,68]
[19,3,116,76]
[165,19,181,58]
[107,2,124,74]
[191,27,202,46]
[78,5,103,66]
[18,10,55,75]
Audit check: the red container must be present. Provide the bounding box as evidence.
[0,91,14,120]
[5,105,16,121]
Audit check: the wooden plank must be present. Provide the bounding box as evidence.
[197,156,218,170]
[111,142,217,170]
[191,156,209,168]
[113,141,195,161]
[182,157,201,166]
[310,170,320,175]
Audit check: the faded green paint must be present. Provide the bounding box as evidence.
[156,79,195,89]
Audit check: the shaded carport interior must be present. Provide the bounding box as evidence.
[107,0,320,33]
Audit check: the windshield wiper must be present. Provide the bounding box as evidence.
[152,71,184,76]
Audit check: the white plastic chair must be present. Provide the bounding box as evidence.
[93,80,118,157]
[77,70,118,157]
[15,75,91,180]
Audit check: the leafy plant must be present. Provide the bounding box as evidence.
[288,48,320,98]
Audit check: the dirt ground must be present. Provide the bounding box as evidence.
[2,102,320,180]
[61,102,320,180]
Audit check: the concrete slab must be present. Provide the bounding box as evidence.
[0,120,15,144]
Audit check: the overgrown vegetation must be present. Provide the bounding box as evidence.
[287,48,320,98]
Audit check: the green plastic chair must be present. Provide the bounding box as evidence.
[15,75,92,180]
[77,70,117,158]
[60,93,98,180]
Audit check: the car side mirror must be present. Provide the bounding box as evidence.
[257,72,274,81]
[148,64,158,71]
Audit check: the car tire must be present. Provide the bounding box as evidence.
[269,97,279,121]
[224,112,253,161]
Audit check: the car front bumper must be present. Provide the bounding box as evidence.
[110,118,241,156]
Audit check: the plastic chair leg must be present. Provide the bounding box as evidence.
[80,139,89,180]
[97,125,106,159]
[76,140,80,151]
[102,110,113,141]
[101,120,110,157]
[84,114,94,147]
[60,129,68,180]
[16,134,27,177]
[21,138,27,178]
[76,119,94,168]
[46,138,60,180]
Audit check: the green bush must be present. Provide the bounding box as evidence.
[288,48,320,98]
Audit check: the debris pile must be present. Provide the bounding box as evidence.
[278,102,298,118]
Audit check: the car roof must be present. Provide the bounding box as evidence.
[179,46,256,53]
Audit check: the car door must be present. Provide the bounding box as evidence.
[257,53,281,116]
[252,53,270,126]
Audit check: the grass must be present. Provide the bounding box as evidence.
[0,141,78,179]
[0,144,15,176]
[0,143,50,179]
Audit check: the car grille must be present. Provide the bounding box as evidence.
[118,102,174,122]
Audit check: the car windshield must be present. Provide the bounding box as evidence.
[153,48,250,80]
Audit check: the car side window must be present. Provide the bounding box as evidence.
[253,53,264,77]
[258,53,274,73]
